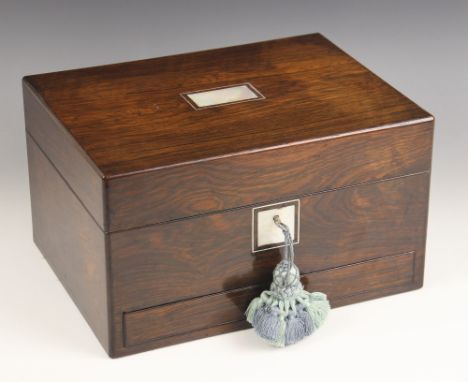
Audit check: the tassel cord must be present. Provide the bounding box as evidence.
[273,215,296,289]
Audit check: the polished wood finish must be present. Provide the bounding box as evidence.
[23,83,106,228]
[23,33,433,231]
[123,251,415,349]
[110,173,429,311]
[23,34,431,177]
[26,136,109,353]
[123,285,262,347]
[23,33,434,357]
[108,173,429,356]
[107,122,432,230]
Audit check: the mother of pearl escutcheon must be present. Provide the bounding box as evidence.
[252,199,300,253]
[181,83,265,110]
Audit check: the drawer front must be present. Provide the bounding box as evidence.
[111,173,429,312]
[123,251,416,347]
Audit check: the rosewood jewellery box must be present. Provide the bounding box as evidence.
[23,33,434,357]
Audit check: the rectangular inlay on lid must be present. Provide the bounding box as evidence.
[181,83,265,110]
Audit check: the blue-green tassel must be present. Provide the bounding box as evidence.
[245,216,330,346]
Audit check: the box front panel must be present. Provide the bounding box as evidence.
[107,122,433,231]
[109,172,429,356]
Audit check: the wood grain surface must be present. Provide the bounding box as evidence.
[107,121,433,230]
[122,251,416,350]
[26,136,110,353]
[110,173,429,311]
[23,83,105,228]
[23,33,434,357]
[23,33,432,176]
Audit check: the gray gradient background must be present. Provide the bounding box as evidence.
[0,1,467,381]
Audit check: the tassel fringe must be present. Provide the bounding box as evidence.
[245,289,330,347]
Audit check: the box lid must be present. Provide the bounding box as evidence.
[24,33,431,177]
[23,34,433,231]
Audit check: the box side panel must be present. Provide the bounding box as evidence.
[23,81,106,230]
[27,135,110,354]
[107,121,433,231]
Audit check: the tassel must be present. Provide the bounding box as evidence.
[245,215,330,346]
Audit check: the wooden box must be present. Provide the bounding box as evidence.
[23,34,433,357]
